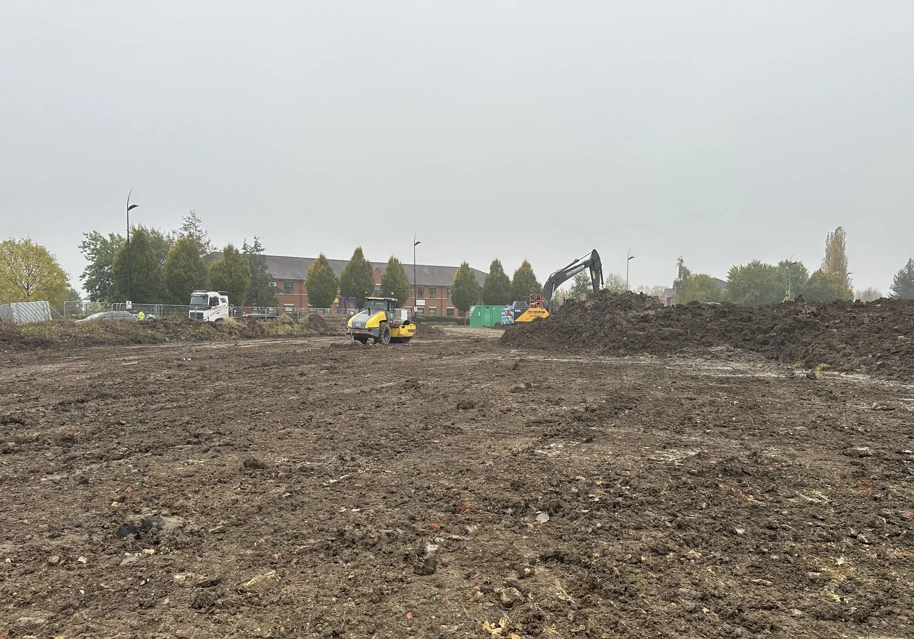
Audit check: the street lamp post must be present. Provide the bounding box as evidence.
[413,232,421,311]
[786,256,794,300]
[786,255,803,300]
[626,248,635,291]
[126,189,139,304]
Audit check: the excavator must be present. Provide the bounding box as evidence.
[503,249,604,324]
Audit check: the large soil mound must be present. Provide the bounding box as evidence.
[500,291,914,380]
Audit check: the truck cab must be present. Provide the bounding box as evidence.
[189,290,229,322]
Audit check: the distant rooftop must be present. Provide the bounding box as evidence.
[207,253,486,287]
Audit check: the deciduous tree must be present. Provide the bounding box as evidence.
[569,272,593,299]
[0,238,69,307]
[242,237,277,308]
[304,254,339,309]
[110,228,165,303]
[209,244,252,306]
[482,259,511,304]
[451,262,480,320]
[179,210,214,256]
[890,258,914,299]
[855,287,882,302]
[726,260,782,306]
[673,257,723,303]
[79,231,124,302]
[510,260,541,302]
[778,260,809,300]
[339,247,375,308]
[142,226,177,269]
[380,256,411,306]
[802,269,853,302]
[635,284,667,299]
[822,226,851,290]
[604,272,627,294]
[164,237,209,304]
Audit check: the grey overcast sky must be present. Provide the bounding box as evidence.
[2,1,913,294]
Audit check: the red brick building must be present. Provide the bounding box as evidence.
[261,255,486,317]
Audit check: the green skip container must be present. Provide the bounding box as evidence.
[468,305,506,327]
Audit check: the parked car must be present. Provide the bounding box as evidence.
[76,311,138,323]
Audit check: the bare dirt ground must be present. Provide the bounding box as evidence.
[2,318,914,638]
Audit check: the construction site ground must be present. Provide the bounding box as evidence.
[2,306,914,638]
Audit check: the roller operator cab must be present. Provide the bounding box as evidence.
[347,297,417,345]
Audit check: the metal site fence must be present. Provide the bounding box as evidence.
[295,307,350,320]
[63,301,196,319]
[61,301,342,321]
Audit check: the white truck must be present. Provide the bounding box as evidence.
[189,290,230,322]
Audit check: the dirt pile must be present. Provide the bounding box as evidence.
[306,313,330,333]
[0,316,316,351]
[414,321,446,338]
[500,291,914,379]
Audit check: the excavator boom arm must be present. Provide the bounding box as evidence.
[541,249,604,304]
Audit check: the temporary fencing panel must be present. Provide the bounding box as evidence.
[0,301,52,324]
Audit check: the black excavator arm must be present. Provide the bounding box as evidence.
[541,249,604,308]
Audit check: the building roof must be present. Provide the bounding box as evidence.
[224,254,486,287]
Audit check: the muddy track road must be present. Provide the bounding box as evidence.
[2,333,913,638]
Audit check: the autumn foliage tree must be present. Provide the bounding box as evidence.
[0,238,69,307]
[822,226,852,292]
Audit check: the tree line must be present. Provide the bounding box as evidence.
[672,227,914,304]
[4,222,914,313]
[77,211,277,307]
[302,254,551,315]
[303,248,412,310]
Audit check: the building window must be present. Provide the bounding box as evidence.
[374,284,382,294]
[459,309,466,317]
[416,307,425,315]
[270,281,278,288]
[429,287,437,299]
[446,307,454,316]
[416,287,424,298]
[446,287,451,298]
[284,304,294,313]
[283,281,294,294]
[429,307,437,316]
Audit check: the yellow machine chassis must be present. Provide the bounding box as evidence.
[514,307,549,322]
[347,298,415,344]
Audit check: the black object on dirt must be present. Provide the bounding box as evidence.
[116,515,164,540]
